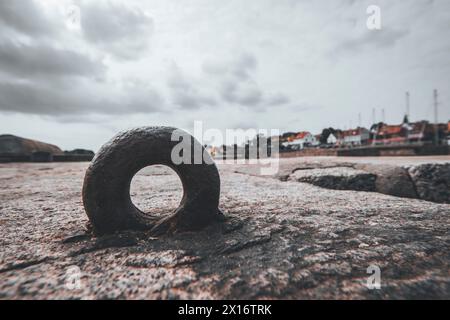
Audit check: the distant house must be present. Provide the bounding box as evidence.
[405,121,440,143]
[342,128,370,146]
[371,119,450,145]
[448,121,450,145]
[284,132,317,150]
[217,144,247,160]
[270,135,281,144]
[327,133,338,145]
[207,145,215,157]
[313,134,321,146]
[372,123,407,144]
[269,135,283,152]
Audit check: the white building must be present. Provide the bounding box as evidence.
[284,132,317,149]
[327,133,337,145]
[342,128,370,146]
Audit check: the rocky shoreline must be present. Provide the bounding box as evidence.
[280,162,450,204]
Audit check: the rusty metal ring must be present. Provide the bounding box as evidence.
[82,126,221,235]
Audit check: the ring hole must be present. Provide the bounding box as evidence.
[130,165,183,217]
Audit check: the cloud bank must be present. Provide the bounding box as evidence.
[0,0,448,151]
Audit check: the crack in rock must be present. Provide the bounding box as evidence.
[68,233,140,257]
[0,257,50,274]
[125,250,202,268]
[219,234,272,254]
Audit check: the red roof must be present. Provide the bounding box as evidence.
[342,130,359,137]
[378,125,403,136]
[342,128,368,137]
[295,132,311,139]
[373,137,407,143]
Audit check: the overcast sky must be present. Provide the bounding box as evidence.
[0,0,449,151]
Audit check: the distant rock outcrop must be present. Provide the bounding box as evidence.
[0,135,96,163]
[0,134,63,162]
[64,149,95,156]
[0,134,63,156]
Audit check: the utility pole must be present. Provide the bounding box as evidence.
[434,89,439,124]
[358,113,362,128]
[371,108,378,146]
[434,89,439,145]
[405,91,410,120]
[382,108,386,123]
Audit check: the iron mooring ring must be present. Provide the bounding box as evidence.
[82,126,221,236]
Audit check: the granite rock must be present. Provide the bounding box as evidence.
[0,160,449,299]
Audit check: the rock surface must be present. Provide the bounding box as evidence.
[258,158,450,204]
[289,167,376,192]
[0,158,450,299]
[408,163,450,204]
[355,164,418,200]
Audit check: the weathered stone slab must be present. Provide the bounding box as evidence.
[354,164,418,199]
[408,163,450,204]
[288,167,377,192]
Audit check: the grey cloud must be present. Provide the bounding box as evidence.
[171,92,216,110]
[230,120,259,130]
[0,1,163,119]
[0,1,57,38]
[0,79,165,118]
[0,40,105,80]
[205,54,291,110]
[0,81,94,115]
[168,65,217,110]
[265,93,290,106]
[121,81,166,113]
[220,81,263,107]
[231,53,257,80]
[334,27,410,55]
[203,53,257,80]
[80,1,153,60]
